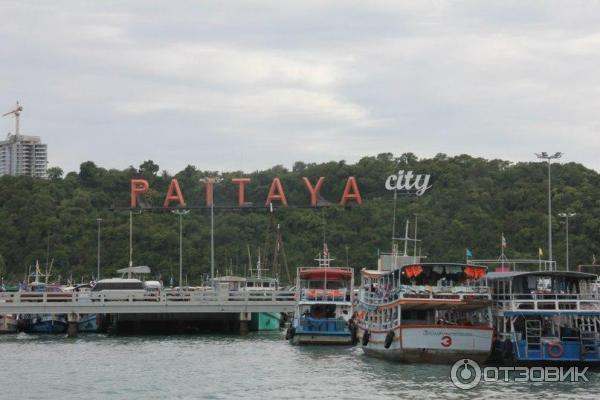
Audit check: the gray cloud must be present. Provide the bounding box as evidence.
[1,1,599,173]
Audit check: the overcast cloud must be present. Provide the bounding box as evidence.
[1,1,600,173]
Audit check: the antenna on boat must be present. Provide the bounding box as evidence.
[391,188,398,250]
[246,244,251,278]
[413,214,418,263]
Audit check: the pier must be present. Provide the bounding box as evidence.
[0,289,296,314]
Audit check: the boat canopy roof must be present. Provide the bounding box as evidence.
[213,276,246,282]
[299,268,352,281]
[116,266,151,274]
[486,270,596,281]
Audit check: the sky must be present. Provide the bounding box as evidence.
[1,1,600,174]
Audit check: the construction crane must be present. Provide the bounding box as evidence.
[2,101,23,136]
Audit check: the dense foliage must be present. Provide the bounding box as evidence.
[1,153,599,285]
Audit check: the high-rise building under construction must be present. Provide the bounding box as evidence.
[1,102,48,178]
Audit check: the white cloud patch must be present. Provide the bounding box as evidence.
[1,1,600,173]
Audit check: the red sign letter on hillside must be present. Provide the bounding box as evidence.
[265,178,288,207]
[232,178,251,207]
[205,180,214,207]
[131,179,149,208]
[340,176,363,206]
[163,179,186,208]
[303,177,325,208]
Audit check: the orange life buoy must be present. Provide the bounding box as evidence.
[547,342,564,358]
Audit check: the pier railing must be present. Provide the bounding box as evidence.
[0,289,297,314]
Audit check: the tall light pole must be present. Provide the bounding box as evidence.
[96,218,103,280]
[172,209,190,287]
[558,212,576,271]
[200,177,222,286]
[128,211,133,279]
[535,151,562,266]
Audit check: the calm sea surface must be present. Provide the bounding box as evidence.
[1,332,598,400]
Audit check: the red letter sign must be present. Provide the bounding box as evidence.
[340,176,362,206]
[130,179,149,208]
[232,178,251,207]
[265,177,288,207]
[302,177,325,208]
[205,180,214,207]
[163,179,186,208]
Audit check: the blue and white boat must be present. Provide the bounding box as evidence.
[486,268,600,365]
[287,244,354,345]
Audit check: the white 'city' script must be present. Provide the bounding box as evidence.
[385,170,432,196]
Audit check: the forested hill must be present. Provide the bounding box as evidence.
[1,153,599,284]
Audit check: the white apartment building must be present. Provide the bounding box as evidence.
[0,133,48,178]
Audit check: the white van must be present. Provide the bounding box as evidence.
[144,280,163,300]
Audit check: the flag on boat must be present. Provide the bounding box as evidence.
[501,234,507,248]
[323,242,329,259]
[538,248,543,257]
[466,248,473,258]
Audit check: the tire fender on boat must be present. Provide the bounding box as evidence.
[285,327,295,340]
[547,342,564,358]
[384,330,395,349]
[362,330,370,346]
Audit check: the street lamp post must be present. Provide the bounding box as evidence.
[535,151,562,267]
[96,218,103,280]
[200,177,223,286]
[558,212,576,271]
[172,210,190,287]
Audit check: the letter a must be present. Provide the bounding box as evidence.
[131,179,149,208]
[340,176,363,206]
[163,179,186,208]
[303,177,325,208]
[265,178,288,207]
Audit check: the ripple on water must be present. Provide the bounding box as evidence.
[0,333,599,400]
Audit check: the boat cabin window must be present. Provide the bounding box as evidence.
[305,280,346,290]
[400,264,485,287]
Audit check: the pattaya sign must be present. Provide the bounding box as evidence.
[130,177,363,208]
[385,170,432,196]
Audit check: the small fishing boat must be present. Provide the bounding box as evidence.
[287,243,354,345]
[18,281,69,334]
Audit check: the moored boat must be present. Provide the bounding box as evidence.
[288,244,354,345]
[356,247,494,363]
[484,266,600,365]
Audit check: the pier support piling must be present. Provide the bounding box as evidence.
[239,312,251,336]
[67,313,79,338]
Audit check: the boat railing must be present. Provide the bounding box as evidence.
[298,316,348,332]
[0,289,297,304]
[299,288,349,302]
[494,292,600,311]
[361,285,491,305]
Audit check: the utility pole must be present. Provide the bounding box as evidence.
[172,210,190,287]
[200,177,222,286]
[535,152,562,264]
[97,218,103,280]
[558,212,576,271]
